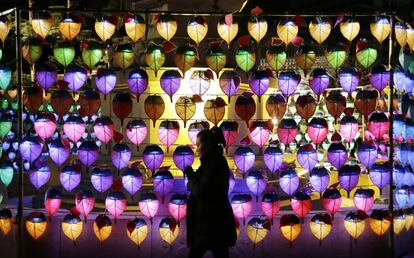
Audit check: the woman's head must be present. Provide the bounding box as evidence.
[196,126,226,157]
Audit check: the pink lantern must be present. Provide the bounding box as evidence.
[231,194,253,225]
[173,145,194,173]
[34,113,56,141]
[188,121,210,145]
[354,188,375,213]
[307,117,328,145]
[291,191,312,223]
[126,119,147,148]
[246,170,267,201]
[220,121,239,151]
[48,138,70,168]
[93,116,114,145]
[168,193,188,224]
[29,159,51,190]
[261,191,280,223]
[60,163,81,192]
[63,115,86,143]
[143,145,164,175]
[111,143,131,171]
[153,167,174,203]
[277,118,298,147]
[139,192,160,224]
[322,188,342,220]
[367,111,389,140]
[105,191,127,222]
[158,120,180,152]
[263,145,284,174]
[122,167,143,197]
[249,121,271,151]
[340,108,359,144]
[44,187,62,219]
[75,189,95,222]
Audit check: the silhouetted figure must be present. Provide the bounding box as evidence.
[185,127,237,258]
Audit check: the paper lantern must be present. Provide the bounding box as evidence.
[126,119,147,148]
[344,211,367,240]
[339,67,360,95]
[114,43,134,70]
[310,213,332,243]
[158,120,179,152]
[53,42,75,67]
[79,89,101,117]
[219,71,240,103]
[144,95,165,127]
[153,168,174,203]
[127,69,148,102]
[112,92,133,126]
[81,41,103,69]
[127,218,148,246]
[34,113,56,141]
[44,187,62,219]
[175,96,196,128]
[263,145,284,174]
[93,214,112,242]
[0,65,11,91]
[280,214,301,245]
[105,193,126,224]
[405,208,414,231]
[394,68,414,93]
[190,70,211,96]
[0,208,12,236]
[0,160,13,187]
[370,16,391,43]
[63,115,85,143]
[95,15,117,42]
[236,47,256,73]
[59,15,81,40]
[35,65,57,92]
[261,192,280,222]
[145,45,165,77]
[393,210,406,236]
[173,146,194,173]
[156,15,177,41]
[370,162,391,192]
[246,170,267,201]
[29,159,50,190]
[340,113,359,144]
[124,14,146,42]
[265,45,287,73]
[122,167,143,197]
[356,39,377,68]
[295,46,316,74]
[322,188,342,219]
[22,37,42,64]
[393,115,405,142]
[357,141,378,170]
[188,121,209,145]
[266,94,287,121]
[296,95,316,121]
[234,146,255,176]
[325,44,347,70]
[248,70,270,102]
[187,16,208,45]
[159,217,179,246]
[0,16,10,45]
[143,145,164,175]
[277,118,298,147]
[309,68,330,100]
[235,93,256,126]
[367,112,389,140]
[291,191,312,223]
[26,212,47,240]
[248,15,267,43]
[279,167,299,197]
[206,44,226,75]
[327,141,348,170]
[309,16,331,44]
[0,113,12,139]
[60,164,81,192]
[219,121,238,151]
[217,16,238,46]
[369,209,391,236]
[24,86,44,113]
[111,143,131,171]
[278,71,301,97]
[309,167,330,195]
[338,165,361,197]
[277,18,298,45]
[95,69,116,97]
[62,214,83,243]
[51,89,73,117]
[63,65,87,93]
[369,65,390,93]
[75,190,95,221]
[91,166,113,193]
[77,141,100,167]
[396,143,408,166]
[93,116,114,144]
[354,189,375,213]
[326,91,346,120]
[31,11,52,38]
[395,188,409,208]
[340,16,360,41]
[249,120,271,150]
[247,216,271,247]
[231,194,253,224]
[139,192,160,224]
[168,193,188,223]
[229,172,236,194]
[297,144,318,172]
[159,70,181,103]
[307,117,328,145]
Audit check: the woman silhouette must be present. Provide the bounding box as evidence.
[185,127,237,258]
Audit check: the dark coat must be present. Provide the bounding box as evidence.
[186,146,237,248]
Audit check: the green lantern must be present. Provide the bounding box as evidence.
[236,47,256,73]
[54,42,75,67]
[0,113,12,138]
[82,41,103,69]
[0,99,7,110]
[266,45,287,72]
[0,65,11,91]
[174,44,197,75]
[206,44,226,75]
[22,38,43,64]
[145,44,166,77]
[356,39,377,68]
[325,44,347,69]
[0,160,14,187]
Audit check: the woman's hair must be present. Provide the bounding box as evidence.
[197,126,226,148]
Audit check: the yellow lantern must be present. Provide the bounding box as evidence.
[59,15,82,40]
[114,43,135,70]
[217,15,239,47]
[187,16,208,46]
[0,16,11,46]
[246,216,270,248]
[309,17,331,44]
[280,214,301,246]
[62,214,83,243]
[393,210,405,236]
[247,16,268,44]
[7,85,17,99]
[344,211,366,241]
[127,218,148,247]
[309,213,332,244]
[370,15,391,44]
[156,15,177,42]
[31,11,53,39]
[395,22,407,49]
[277,18,298,46]
[340,16,360,42]
[124,14,146,42]
[93,214,112,242]
[159,217,179,246]
[26,212,47,240]
[404,208,413,231]
[0,208,12,236]
[369,210,391,237]
[406,25,414,51]
[95,15,117,42]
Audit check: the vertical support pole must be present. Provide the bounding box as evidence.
[387,14,395,258]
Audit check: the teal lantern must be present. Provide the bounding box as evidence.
[0,160,13,187]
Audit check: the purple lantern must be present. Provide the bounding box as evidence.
[29,159,50,189]
[122,167,143,197]
[111,143,131,171]
[396,143,408,167]
[128,68,148,102]
[126,119,147,148]
[246,170,267,201]
[403,167,414,186]
[393,67,413,93]
[60,163,81,192]
[63,65,88,92]
[370,162,390,193]
[338,67,359,95]
[340,115,359,144]
[279,166,299,197]
[77,141,100,167]
[153,168,174,203]
[36,64,57,92]
[95,68,116,97]
[219,70,241,102]
[357,141,378,170]
[91,166,113,193]
[19,136,43,163]
[229,172,235,194]
[234,146,256,176]
[248,70,270,102]
[263,145,283,174]
[409,146,414,169]
[173,145,194,173]
[309,68,330,100]
[160,70,181,103]
[48,138,70,168]
[297,144,318,171]
[393,115,405,142]
[369,65,390,93]
[309,166,330,195]
[392,164,405,189]
[143,144,164,175]
[338,164,361,197]
[278,71,300,97]
[327,141,348,170]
